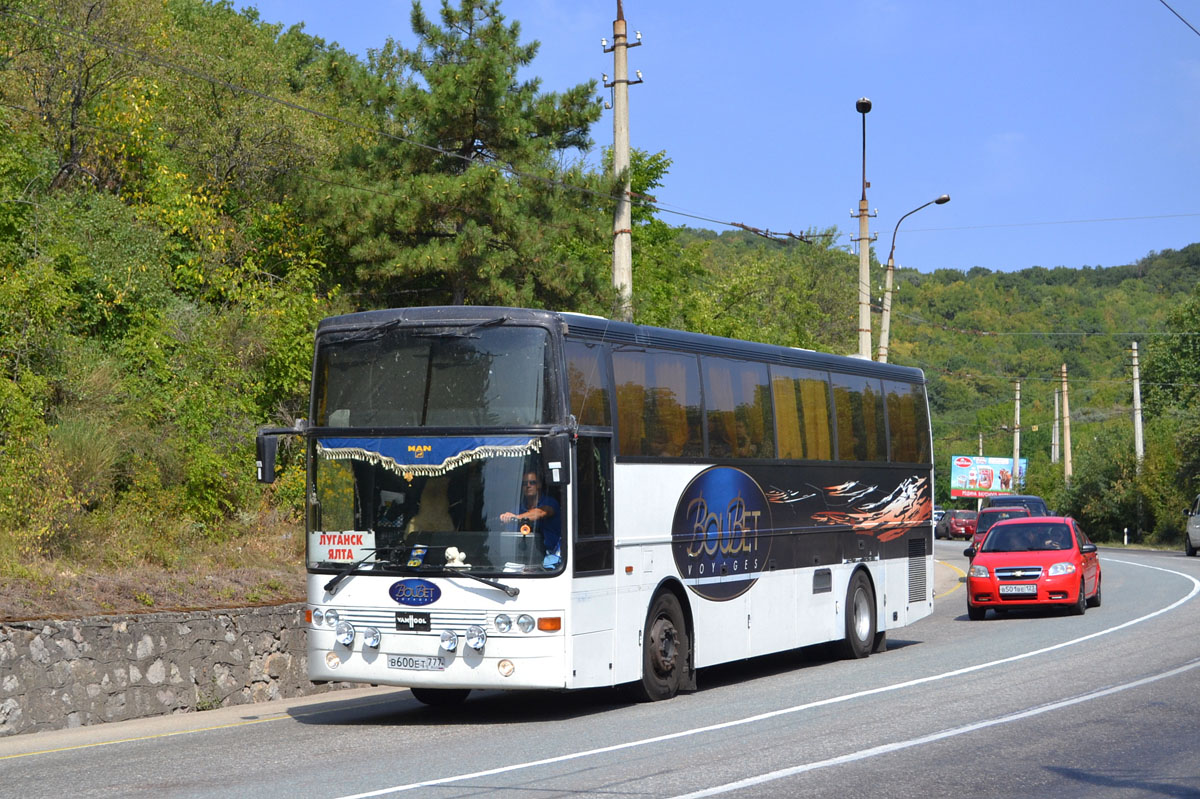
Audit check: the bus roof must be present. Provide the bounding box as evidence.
[316,306,925,384]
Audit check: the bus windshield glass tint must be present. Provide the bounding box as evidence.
[314,326,552,428]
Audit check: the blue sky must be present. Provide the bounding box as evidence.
[240,0,1200,274]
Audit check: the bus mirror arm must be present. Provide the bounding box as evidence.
[255,420,307,485]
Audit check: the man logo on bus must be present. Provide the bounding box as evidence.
[671,466,771,601]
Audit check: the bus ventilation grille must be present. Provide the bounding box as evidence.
[907,537,928,604]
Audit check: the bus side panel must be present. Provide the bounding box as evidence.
[567,575,616,688]
[610,463,720,686]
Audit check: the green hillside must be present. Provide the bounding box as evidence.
[1,0,1197,617]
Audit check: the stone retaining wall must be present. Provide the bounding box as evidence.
[0,603,348,737]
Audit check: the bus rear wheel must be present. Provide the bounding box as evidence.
[410,687,471,706]
[834,570,876,659]
[630,592,689,702]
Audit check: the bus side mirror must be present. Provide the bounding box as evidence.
[256,432,280,484]
[543,434,572,486]
[255,420,307,484]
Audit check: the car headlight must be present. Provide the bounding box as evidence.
[335,620,355,646]
[1048,562,1077,576]
[440,630,459,652]
[362,627,382,649]
[494,614,513,633]
[466,625,487,651]
[969,564,989,578]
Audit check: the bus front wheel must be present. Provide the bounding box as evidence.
[834,570,876,660]
[630,592,689,702]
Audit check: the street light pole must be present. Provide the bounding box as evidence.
[877,193,950,362]
[853,98,874,359]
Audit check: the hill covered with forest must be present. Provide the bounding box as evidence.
[1,0,1198,618]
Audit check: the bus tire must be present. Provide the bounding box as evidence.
[834,570,876,660]
[630,592,689,702]
[410,687,471,706]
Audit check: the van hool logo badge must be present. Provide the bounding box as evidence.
[389,579,441,606]
[671,467,771,601]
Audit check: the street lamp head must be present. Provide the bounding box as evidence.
[856,97,872,114]
[935,194,950,204]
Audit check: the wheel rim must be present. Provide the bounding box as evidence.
[648,614,678,678]
[851,586,872,641]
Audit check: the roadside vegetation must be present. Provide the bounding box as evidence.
[1,0,1197,619]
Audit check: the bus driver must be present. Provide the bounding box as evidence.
[500,470,561,568]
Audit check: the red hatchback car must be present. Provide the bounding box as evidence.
[965,516,1101,620]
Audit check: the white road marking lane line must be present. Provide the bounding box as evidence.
[669,656,1200,799]
[333,557,1199,799]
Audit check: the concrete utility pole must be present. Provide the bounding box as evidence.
[604,1,642,322]
[1132,342,1145,469]
[852,98,876,358]
[1051,388,1060,464]
[1061,363,1073,485]
[977,432,984,513]
[1012,380,1021,491]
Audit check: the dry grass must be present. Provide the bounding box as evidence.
[0,506,306,622]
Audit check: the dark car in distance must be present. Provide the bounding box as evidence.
[981,494,1051,516]
[969,506,1031,551]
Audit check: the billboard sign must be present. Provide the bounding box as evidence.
[949,455,1027,498]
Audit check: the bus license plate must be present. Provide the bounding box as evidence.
[387,655,446,671]
[999,584,1037,595]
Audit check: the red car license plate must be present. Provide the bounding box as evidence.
[999,584,1037,595]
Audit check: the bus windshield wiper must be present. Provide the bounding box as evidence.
[423,566,520,598]
[324,547,395,595]
[411,316,508,339]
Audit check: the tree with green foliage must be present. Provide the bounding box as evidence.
[308,0,610,311]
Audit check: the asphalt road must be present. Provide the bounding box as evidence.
[3,542,1199,799]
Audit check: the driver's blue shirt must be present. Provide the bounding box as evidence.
[516,494,560,556]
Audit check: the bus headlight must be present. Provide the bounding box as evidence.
[311,608,324,626]
[335,620,355,646]
[440,630,459,652]
[494,614,513,633]
[324,609,340,627]
[517,614,535,633]
[362,627,382,649]
[466,625,487,651]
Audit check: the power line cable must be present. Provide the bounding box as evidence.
[1158,0,1200,38]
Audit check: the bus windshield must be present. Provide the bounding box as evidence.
[313,324,552,428]
[307,437,564,576]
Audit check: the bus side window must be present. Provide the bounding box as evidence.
[613,349,702,458]
[565,341,612,427]
[884,379,929,463]
[702,356,773,459]
[832,373,887,462]
[770,365,832,460]
[574,436,614,575]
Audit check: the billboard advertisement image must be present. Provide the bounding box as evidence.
[949,455,1027,498]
